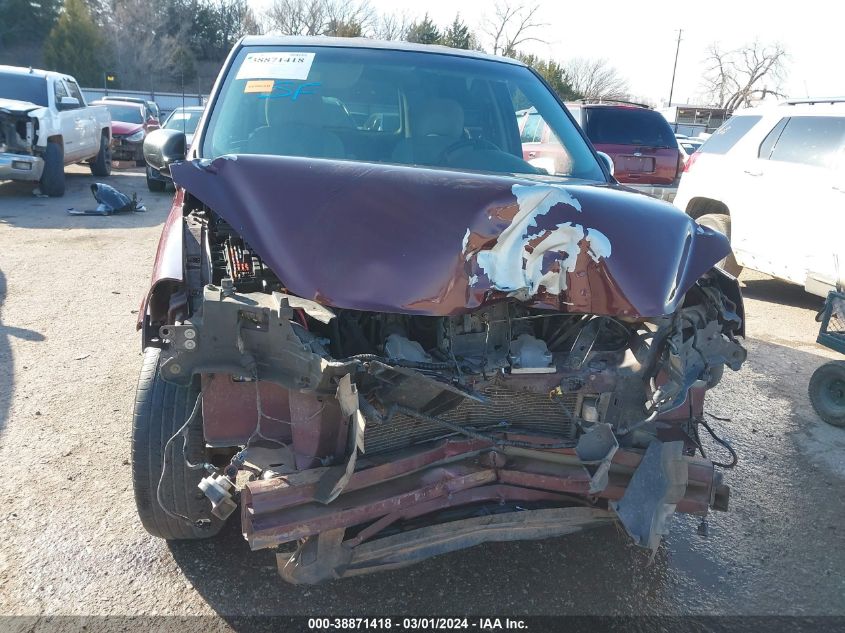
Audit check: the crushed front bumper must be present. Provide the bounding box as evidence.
[0,152,44,181]
[112,138,144,162]
[242,435,727,583]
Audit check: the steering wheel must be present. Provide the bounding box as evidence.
[436,137,499,165]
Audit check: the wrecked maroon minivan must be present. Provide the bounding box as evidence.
[134,36,746,583]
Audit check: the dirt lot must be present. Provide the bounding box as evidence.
[0,165,844,619]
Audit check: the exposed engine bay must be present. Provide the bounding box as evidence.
[0,110,38,155]
[147,194,746,582]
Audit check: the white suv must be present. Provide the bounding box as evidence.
[674,99,845,296]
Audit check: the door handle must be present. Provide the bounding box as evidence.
[743,169,763,177]
[528,152,536,158]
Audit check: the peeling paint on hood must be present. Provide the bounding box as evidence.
[470,183,611,297]
[170,155,731,318]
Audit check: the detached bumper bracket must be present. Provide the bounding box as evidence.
[610,440,688,549]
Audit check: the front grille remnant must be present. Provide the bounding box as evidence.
[363,378,578,455]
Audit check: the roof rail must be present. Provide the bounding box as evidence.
[782,97,845,105]
[578,98,652,109]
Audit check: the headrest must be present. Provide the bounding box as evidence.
[265,94,323,128]
[413,98,465,138]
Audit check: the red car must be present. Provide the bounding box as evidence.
[92,99,159,165]
[519,102,683,201]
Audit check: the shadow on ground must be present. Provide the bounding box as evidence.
[169,515,670,618]
[0,269,46,435]
[741,276,824,311]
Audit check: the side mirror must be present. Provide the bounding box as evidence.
[58,96,80,110]
[596,151,615,177]
[144,128,186,173]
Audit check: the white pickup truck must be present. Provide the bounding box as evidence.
[0,65,112,196]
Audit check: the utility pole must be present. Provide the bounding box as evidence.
[667,29,683,107]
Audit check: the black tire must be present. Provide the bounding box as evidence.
[39,140,65,197]
[808,361,845,427]
[146,165,166,192]
[89,132,112,177]
[132,347,225,539]
[696,213,742,278]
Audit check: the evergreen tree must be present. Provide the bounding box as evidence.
[405,14,441,45]
[0,0,61,48]
[442,14,471,49]
[515,53,581,102]
[43,0,107,86]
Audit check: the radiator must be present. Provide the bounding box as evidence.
[364,378,578,455]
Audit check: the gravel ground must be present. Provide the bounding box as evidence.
[0,165,843,619]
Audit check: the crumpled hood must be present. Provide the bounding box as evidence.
[171,155,730,318]
[111,121,143,136]
[0,98,44,117]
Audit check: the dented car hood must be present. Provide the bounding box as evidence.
[0,98,43,117]
[171,155,730,318]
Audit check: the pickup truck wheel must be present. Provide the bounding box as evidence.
[132,347,225,540]
[696,213,742,278]
[808,361,845,427]
[39,141,65,197]
[146,165,166,192]
[89,133,112,177]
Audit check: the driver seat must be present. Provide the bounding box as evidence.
[392,98,465,167]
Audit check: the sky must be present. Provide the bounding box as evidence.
[250,0,843,106]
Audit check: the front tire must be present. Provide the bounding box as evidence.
[696,214,742,278]
[89,133,112,177]
[131,347,225,539]
[39,140,65,197]
[808,361,845,427]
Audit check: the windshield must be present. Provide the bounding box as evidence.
[0,73,48,107]
[584,107,676,147]
[102,103,144,124]
[164,109,202,134]
[202,46,604,181]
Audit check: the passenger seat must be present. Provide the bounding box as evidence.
[248,96,345,159]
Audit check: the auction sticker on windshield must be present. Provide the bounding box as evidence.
[235,52,315,81]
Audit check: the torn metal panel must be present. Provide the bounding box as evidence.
[242,438,718,551]
[611,440,689,549]
[170,155,732,318]
[278,507,615,584]
[314,375,366,504]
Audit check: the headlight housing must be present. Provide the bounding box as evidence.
[126,130,144,142]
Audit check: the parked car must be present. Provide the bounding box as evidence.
[92,99,159,165]
[676,134,704,159]
[136,36,746,584]
[100,96,161,123]
[675,98,845,295]
[567,101,684,201]
[0,65,111,196]
[145,105,204,191]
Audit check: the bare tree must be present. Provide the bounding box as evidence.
[373,11,410,41]
[565,57,630,100]
[702,41,788,111]
[482,1,546,56]
[102,0,183,88]
[264,0,375,37]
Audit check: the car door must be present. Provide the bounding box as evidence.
[53,79,84,161]
[66,79,99,157]
[740,115,845,287]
